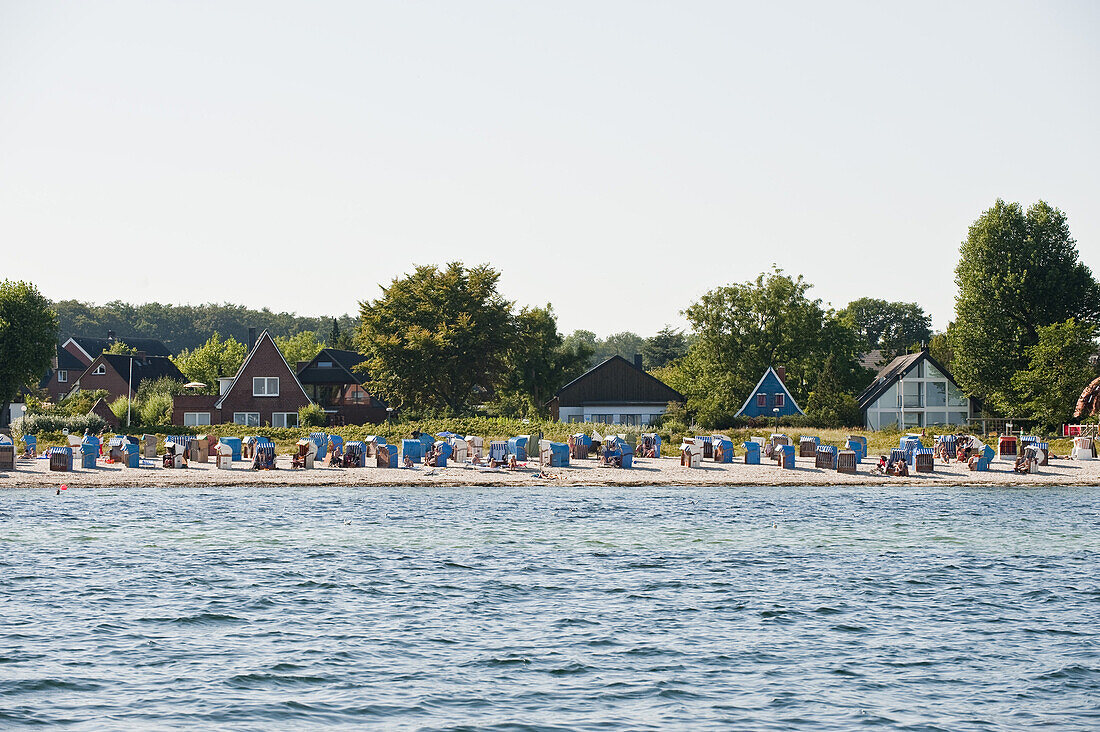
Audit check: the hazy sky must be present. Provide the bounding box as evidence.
[2,1,1098,336]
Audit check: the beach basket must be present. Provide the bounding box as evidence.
[49,446,73,472]
[998,436,1017,459]
[0,440,15,470]
[681,441,702,467]
[695,435,714,459]
[569,434,590,460]
[815,445,837,469]
[488,441,508,462]
[712,436,734,463]
[742,441,760,465]
[799,436,819,457]
[377,444,398,468]
[778,444,796,469]
[914,447,935,473]
[836,450,857,474]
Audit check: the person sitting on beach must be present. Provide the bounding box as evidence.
[875,455,888,474]
[403,454,414,468]
[508,454,519,470]
[891,459,909,477]
[1014,453,1032,474]
[936,443,950,462]
[327,450,341,467]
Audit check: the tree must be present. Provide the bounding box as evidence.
[329,318,353,350]
[806,354,862,427]
[357,263,515,413]
[104,340,138,355]
[950,200,1100,413]
[171,333,247,392]
[1011,319,1098,428]
[928,328,956,374]
[675,268,863,427]
[643,326,688,369]
[495,305,593,416]
[0,280,59,426]
[838,298,932,359]
[275,331,326,368]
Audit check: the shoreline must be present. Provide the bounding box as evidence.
[2,453,1097,489]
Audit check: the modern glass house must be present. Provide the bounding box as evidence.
[857,350,975,430]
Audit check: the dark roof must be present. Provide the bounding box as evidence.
[68,335,171,359]
[554,355,684,407]
[857,350,960,410]
[98,354,185,384]
[297,348,367,385]
[38,347,86,388]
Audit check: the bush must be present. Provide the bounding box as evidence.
[298,403,327,428]
[138,393,174,427]
[13,412,108,441]
[109,397,132,423]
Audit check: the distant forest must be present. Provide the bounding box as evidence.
[51,300,358,354]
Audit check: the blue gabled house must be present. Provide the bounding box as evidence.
[735,366,804,418]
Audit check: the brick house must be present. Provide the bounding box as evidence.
[72,353,185,401]
[296,348,389,426]
[172,330,312,427]
[63,332,171,366]
[38,346,88,402]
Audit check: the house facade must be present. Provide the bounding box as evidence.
[735,366,804,418]
[296,348,389,425]
[548,355,684,426]
[171,330,312,427]
[38,346,88,402]
[858,350,975,430]
[63,333,171,366]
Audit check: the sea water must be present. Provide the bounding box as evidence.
[0,485,1097,730]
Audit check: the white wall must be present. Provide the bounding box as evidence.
[558,404,670,425]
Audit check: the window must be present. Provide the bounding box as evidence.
[57,370,68,383]
[650,414,663,426]
[925,362,945,379]
[926,382,946,407]
[253,377,279,396]
[903,412,924,429]
[620,414,640,426]
[756,394,767,408]
[774,393,785,408]
[567,415,584,423]
[272,412,299,428]
[591,414,613,424]
[947,382,968,407]
[184,412,211,426]
[318,361,333,368]
[233,412,260,426]
[902,381,923,408]
[93,364,106,375]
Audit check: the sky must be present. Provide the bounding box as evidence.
[1,1,1098,336]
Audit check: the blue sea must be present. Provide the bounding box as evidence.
[1,485,1097,730]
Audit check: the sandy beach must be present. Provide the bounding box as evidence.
[2,451,1098,488]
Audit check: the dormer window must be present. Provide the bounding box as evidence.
[319,361,333,368]
[93,364,106,375]
[57,370,68,383]
[253,377,279,396]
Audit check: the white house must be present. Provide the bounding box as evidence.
[858,350,975,430]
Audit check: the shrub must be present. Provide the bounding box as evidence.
[13,412,107,441]
[109,397,132,423]
[298,403,327,428]
[138,393,174,427]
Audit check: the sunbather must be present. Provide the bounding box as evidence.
[1014,453,1033,474]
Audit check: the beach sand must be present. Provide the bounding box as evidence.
[2,451,1098,489]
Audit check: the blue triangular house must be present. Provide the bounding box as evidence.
[735,366,804,418]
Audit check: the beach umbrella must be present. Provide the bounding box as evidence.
[183,382,208,389]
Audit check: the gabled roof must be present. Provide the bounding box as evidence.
[735,366,803,415]
[38,347,86,388]
[857,350,960,409]
[297,348,368,385]
[65,335,171,360]
[97,354,185,384]
[214,329,312,409]
[553,355,684,407]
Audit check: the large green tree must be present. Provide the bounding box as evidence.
[673,267,863,426]
[0,280,58,426]
[275,331,326,368]
[357,263,514,413]
[1010,318,1098,429]
[643,326,689,369]
[838,297,932,360]
[171,332,246,393]
[494,305,593,416]
[950,199,1100,413]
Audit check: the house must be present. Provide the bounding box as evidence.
[857,349,975,430]
[171,329,312,427]
[38,346,88,402]
[735,366,805,419]
[71,353,185,401]
[63,331,172,367]
[296,348,389,426]
[547,355,684,426]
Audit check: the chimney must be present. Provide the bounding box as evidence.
[633,354,643,370]
[107,329,116,341]
[776,366,786,384]
[247,327,257,352]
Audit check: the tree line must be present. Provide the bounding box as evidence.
[3,198,1096,431]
